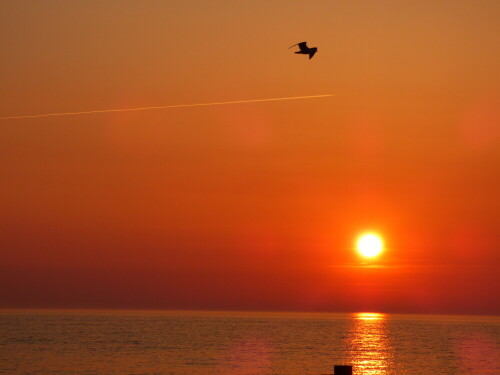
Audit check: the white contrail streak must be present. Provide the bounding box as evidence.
[0,94,334,121]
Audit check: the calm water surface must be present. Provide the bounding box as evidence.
[0,310,498,374]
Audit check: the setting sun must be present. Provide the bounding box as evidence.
[356,233,384,258]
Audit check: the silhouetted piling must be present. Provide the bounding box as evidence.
[334,365,352,375]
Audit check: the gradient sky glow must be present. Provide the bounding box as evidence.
[1,0,499,314]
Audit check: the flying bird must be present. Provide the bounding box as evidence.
[289,41,318,59]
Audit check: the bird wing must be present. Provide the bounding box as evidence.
[288,41,307,50]
[298,42,309,52]
[308,48,317,59]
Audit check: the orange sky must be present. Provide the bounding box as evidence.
[1,0,499,314]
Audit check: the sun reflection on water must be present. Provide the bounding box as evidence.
[347,313,393,374]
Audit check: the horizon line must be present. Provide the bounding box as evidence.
[0,308,497,318]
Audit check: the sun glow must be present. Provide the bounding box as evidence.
[356,233,384,258]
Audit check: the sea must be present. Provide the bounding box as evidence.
[0,310,498,374]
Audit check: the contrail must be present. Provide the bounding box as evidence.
[0,94,334,121]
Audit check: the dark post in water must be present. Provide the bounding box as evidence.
[334,365,353,375]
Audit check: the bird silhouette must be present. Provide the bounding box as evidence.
[289,41,318,59]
